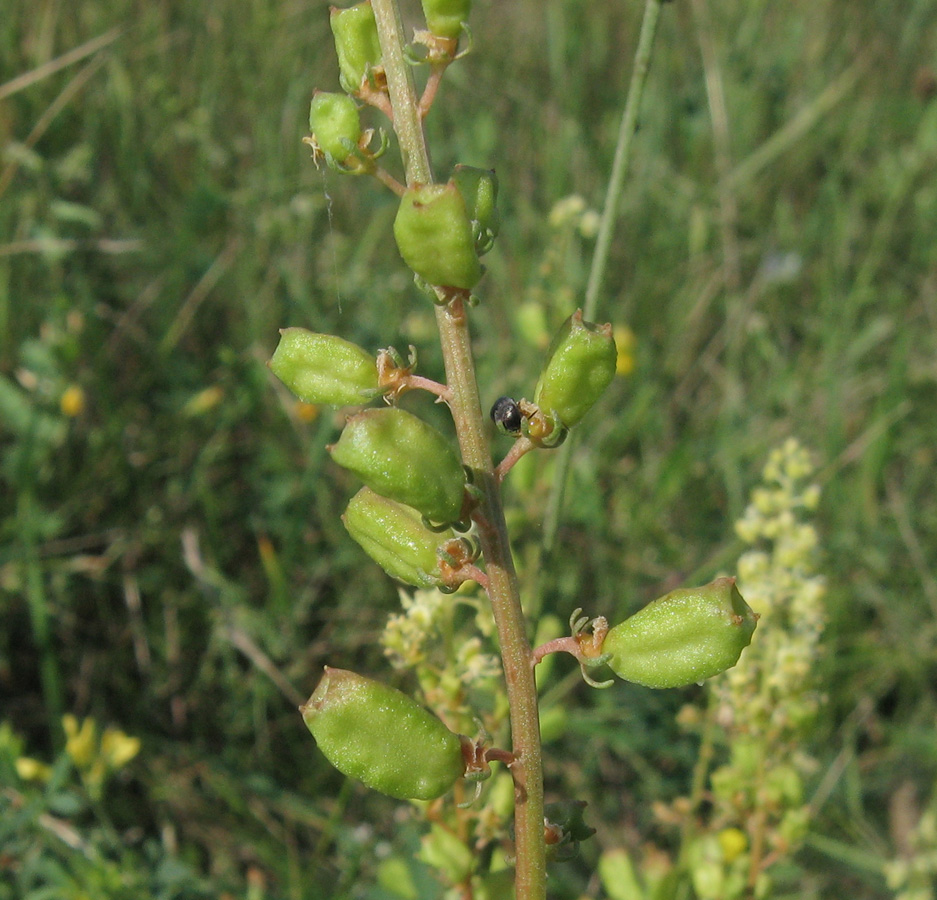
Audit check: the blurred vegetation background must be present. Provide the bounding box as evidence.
[2,0,936,897]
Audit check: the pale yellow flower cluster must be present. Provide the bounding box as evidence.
[716,438,826,739]
[382,587,449,669]
[682,439,827,900]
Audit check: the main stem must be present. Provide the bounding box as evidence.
[370,3,546,898]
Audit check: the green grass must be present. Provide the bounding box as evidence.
[2,0,937,897]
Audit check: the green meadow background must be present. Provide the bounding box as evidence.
[2,0,936,897]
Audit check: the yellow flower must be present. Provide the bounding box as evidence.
[100,727,141,769]
[182,385,224,417]
[295,401,319,423]
[63,714,97,769]
[15,756,52,782]
[717,827,748,862]
[613,325,636,376]
[60,384,85,417]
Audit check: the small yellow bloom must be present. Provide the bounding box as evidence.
[182,385,224,417]
[717,827,748,862]
[613,325,636,376]
[60,384,85,417]
[63,714,97,769]
[15,756,52,782]
[295,401,319,423]
[100,727,141,769]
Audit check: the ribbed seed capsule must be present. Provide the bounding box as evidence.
[421,0,471,40]
[309,92,362,162]
[342,487,454,588]
[601,577,758,689]
[329,407,465,524]
[393,182,483,290]
[302,668,466,800]
[330,3,383,94]
[451,165,499,255]
[534,309,617,428]
[269,328,379,405]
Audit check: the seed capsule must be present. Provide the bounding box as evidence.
[330,407,465,524]
[601,578,758,689]
[451,165,499,256]
[330,3,383,94]
[393,182,483,290]
[302,668,466,800]
[534,310,617,428]
[269,328,379,405]
[309,92,362,162]
[342,488,454,588]
[421,0,471,40]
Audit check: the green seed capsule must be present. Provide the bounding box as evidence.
[534,309,617,428]
[393,183,483,290]
[330,3,383,94]
[302,668,466,800]
[269,328,379,405]
[421,0,471,40]
[451,165,499,256]
[309,92,362,162]
[330,407,465,523]
[602,578,758,689]
[342,487,454,588]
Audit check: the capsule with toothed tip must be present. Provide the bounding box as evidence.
[421,0,471,40]
[329,407,466,524]
[309,92,362,162]
[601,578,758,689]
[302,668,467,800]
[393,182,483,290]
[269,328,380,405]
[451,165,499,255]
[342,487,455,588]
[534,310,617,428]
[330,3,383,94]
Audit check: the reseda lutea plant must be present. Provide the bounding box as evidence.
[270,1,758,896]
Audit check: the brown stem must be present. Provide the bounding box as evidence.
[419,64,448,117]
[484,746,517,767]
[373,166,406,195]
[495,436,536,483]
[530,636,583,668]
[371,2,546,897]
[401,373,453,403]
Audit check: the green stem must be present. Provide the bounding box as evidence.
[19,484,64,748]
[370,3,546,898]
[543,0,664,552]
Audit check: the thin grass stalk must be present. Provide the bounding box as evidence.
[542,0,665,552]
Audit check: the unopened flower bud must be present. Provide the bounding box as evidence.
[342,488,455,587]
[309,91,362,161]
[302,668,466,800]
[421,0,471,40]
[269,328,379,405]
[330,3,383,94]
[534,310,617,428]
[451,165,499,255]
[330,407,465,523]
[602,577,758,689]
[393,183,482,290]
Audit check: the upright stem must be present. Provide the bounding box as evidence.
[542,0,664,552]
[370,2,546,897]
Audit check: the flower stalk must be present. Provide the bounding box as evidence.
[371,0,546,895]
